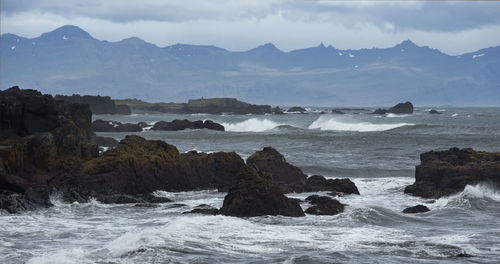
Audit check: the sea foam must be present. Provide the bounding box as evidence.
[308,116,413,132]
[222,118,283,132]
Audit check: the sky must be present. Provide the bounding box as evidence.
[2,0,500,55]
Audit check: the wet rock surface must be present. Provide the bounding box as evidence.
[402,204,430,214]
[304,195,345,215]
[405,147,500,198]
[219,165,305,217]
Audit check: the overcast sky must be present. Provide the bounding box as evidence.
[2,0,500,55]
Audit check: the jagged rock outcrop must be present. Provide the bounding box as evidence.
[247,147,307,192]
[219,165,305,217]
[405,148,500,198]
[247,147,360,194]
[55,94,131,115]
[304,195,345,215]
[372,101,414,115]
[151,119,224,131]
[0,87,99,212]
[402,204,430,214]
[74,135,244,194]
[92,119,143,132]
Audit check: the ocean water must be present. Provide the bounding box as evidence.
[1,107,500,263]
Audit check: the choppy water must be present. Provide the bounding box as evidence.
[1,107,500,263]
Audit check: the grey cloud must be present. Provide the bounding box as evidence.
[2,0,500,32]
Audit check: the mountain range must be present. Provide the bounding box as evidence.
[1,25,499,105]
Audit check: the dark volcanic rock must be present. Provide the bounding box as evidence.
[1,86,59,139]
[91,136,119,149]
[304,195,344,215]
[247,147,307,191]
[183,204,219,215]
[151,119,224,131]
[91,119,143,132]
[372,101,413,115]
[287,106,307,113]
[219,165,305,217]
[405,148,500,198]
[0,191,38,213]
[402,204,430,214]
[429,109,442,114]
[272,107,284,115]
[305,175,360,194]
[372,108,388,115]
[55,94,130,115]
[76,135,244,194]
[388,101,413,114]
[96,193,172,204]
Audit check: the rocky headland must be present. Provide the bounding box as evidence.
[55,94,131,115]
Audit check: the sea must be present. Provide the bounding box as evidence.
[1,107,500,264]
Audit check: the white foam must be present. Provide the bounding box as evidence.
[308,116,413,132]
[472,54,484,59]
[433,184,500,209]
[222,118,283,132]
[386,113,410,118]
[451,113,459,117]
[26,248,91,264]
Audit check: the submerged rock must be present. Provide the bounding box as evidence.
[287,106,307,113]
[429,109,442,114]
[331,109,345,114]
[92,119,143,132]
[405,148,500,198]
[402,204,430,214]
[304,195,344,215]
[305,175,360,194]
[151,119,224,131]
[219,165,305,217]
[183,204,219,215]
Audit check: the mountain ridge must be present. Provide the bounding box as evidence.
[1,25,499,105]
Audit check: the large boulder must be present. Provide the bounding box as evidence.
[247,147,307,191]
[304,195,344,215]
[405,148,500,198]
[91,119,143,132]
[372,101,413,115]
[388,101,413,114]
[219,165,305,217]
[75,135,244,194]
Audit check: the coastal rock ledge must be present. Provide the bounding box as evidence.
[404,147,500,198]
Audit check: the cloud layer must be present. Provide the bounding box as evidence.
[2,0,500,54]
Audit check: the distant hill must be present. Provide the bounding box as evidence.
[1,25,499,106]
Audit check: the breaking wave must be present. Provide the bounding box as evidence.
[222,118,284,132]
[308,116,413,132]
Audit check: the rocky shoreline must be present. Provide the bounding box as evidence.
[1,87,499,217]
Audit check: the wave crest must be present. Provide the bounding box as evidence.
[222,118,283,132]
[308,116,413,132]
